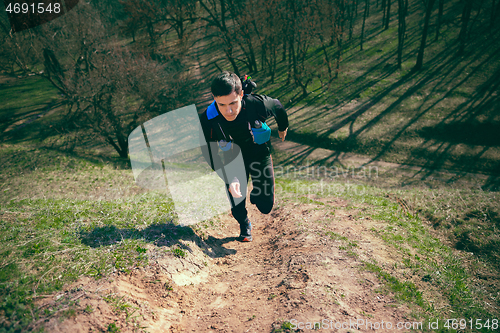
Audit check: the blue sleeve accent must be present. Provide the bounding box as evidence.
[207,100,218,120]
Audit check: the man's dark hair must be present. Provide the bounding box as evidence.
[211,71,242,97]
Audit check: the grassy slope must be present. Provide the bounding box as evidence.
[279,176,499,330]
[1,1,500,331]
[252,0,500,176]
[0,151,499,331]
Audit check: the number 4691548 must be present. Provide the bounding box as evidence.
[444,319,498,330]
[5,2,61,14]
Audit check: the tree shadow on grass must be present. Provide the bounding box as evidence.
[0,100,64,143]
[398,46,500,182]
[0,142,132,181]
[78,220,237,259]
[273,37,500,188]
[419,121,500,147]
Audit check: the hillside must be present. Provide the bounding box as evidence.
[1,0,500,331]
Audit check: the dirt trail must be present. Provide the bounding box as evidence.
[40,195,419,332]
[176,200,415,333]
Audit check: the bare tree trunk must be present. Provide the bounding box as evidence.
[146,21,157,46]
[226,50,240,76]
[435,0,443,41]
[458,0,473,55]
[491,0,499,29]
[286,41,292,85]
[269,43,277,83]
[319,35,333,79]
[468,0,484,39]
[336,33,343,78]
[349,2,354,40]
[251,19,266,69]
[234,36,257,73]
[228,1,258,73]
[360,0,369,50]
[282,39,287,62]
[261,40,267,70]
[397,0,407,68]
[199,0,240,75]
[336,0,346,78]
[385,0,392,30]
[289,39,303,95]
[0,17,10,35]
[414,0,436,70]
[491,0,497,28]
[382,0,387,26]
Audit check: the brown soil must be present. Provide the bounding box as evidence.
[38,195,419,332]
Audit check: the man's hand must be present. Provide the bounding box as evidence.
[229,181,242,198]
[278,128,288,142]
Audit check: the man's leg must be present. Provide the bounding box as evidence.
[249,154,275,214]
[227,169,253,242]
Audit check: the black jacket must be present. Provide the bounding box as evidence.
[198,94,288,183]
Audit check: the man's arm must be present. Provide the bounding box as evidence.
[256,94,289,141]
[269,99,289,132]
[271,99,289,141]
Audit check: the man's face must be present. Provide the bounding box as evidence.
[214,90,244,121]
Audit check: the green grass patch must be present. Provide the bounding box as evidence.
[363,260,427,308]
[0,182,186,332]
[272,320,298,333]
[170,247,187,258]
[275,176,499,327]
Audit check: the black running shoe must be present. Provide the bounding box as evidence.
[238,218,252,242]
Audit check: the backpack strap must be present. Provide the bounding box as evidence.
[242,94,266,123]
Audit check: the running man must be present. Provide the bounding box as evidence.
[199,71,289,242]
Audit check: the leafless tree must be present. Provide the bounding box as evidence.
[360,0,370,50]
[227,0,259,73]
[381,0,387,26]
[198,0,242,75]
[397,0,407,68]
[161,0,197,40]
[385,0,392,30]
[248,0,283,81]
[0,15,16,75]
[119,0,160,47]
[458,0,473,55]
[435,0,444,41]
[491,0,500,29]
[2,2,195,157]
[335,0,347,79]
[414,0,436,70]
[119,0,196,47]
